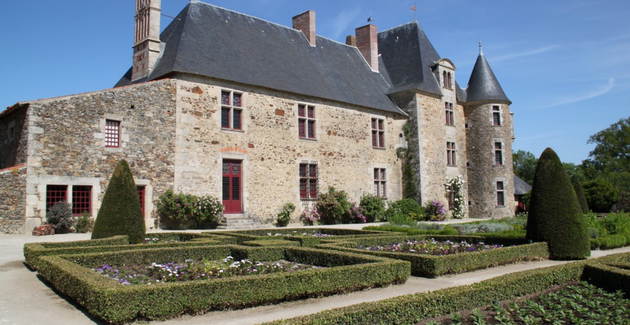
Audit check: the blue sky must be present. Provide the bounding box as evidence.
[1,0,628,164]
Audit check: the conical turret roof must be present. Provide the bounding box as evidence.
[465,44,510,104]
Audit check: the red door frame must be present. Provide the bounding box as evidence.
[222,160,242,214]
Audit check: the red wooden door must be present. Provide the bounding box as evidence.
[222,160,242,213]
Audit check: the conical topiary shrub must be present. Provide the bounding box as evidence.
[92,160,145,244]
[526,148,590,260]
[572,179,589,213]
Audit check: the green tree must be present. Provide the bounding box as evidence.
[585,116,630,194]
[512,150,537,185]
[583,179,620,213]
[92,160,145,243]
[526,148,590,260]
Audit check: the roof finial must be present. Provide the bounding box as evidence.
[479,40,484,56]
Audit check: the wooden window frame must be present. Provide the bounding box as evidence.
[371,118,385,148]
[374,168,387,198]
[496,181,505,207]
[221,90,244,131]
[447,141,457,166]
[445,102,454,126]
[492,105,502,126]
[105,119,121,148]
[46,185,68,210]
[494,141,503,166]
[71,186,92,216]
[299,163,318,200]
[298,104,316,139]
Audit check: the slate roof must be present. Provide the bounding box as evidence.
[513,175,532,195]
[464,49,511,104]
[378,22,442,96]
[116,2,403,115]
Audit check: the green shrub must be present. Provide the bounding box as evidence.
[583,179,620,213]
[276,203,295,227]
[316,187,352,224]
[599,234,627,249]
[385,199,424,221]
[601,212,630,235]
[359,194,385,222]
[587,227,599,239]
[440,226,458,236]
[92,160,145,244]
[526,148,590,260]
[573,179,590,213]
[45,201,74,233]
[155,191,223,229]
[75,212,94,233]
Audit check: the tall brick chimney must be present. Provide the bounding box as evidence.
[292,10,316,47]
[355,24,379,72]
[132,0,161,82]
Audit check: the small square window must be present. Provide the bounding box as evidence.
[46,185,68,210]
[72,186,92,216]
[105,120,120,148]
[221,90,243,131]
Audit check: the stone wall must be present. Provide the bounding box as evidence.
[0,104,28,169]
[465,103,515,218]
[0,165,27,234]
[172,76,405,223]
[25,80,178,228]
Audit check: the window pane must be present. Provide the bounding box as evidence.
[300,179,307,199]
[378,132,384,147]
[105,120,120,147]
[299,120,306,137]
[233,93,242,107]
[221,108,230,128]
[233,109,242,130]
[299,164,307,177]
[46,185,68,209]
[232,178,240,200]
[307,121,315,138]
[309,179,317,198]
[307,106,315,118]
[221,91,230,105]
[378,119,384,130]
[222,177,230,200]
[309,164,317,178]
[298,104,305,117]
[72,186,91,215]
[497,182,504,190]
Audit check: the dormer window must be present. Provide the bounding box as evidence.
[442,71,453,89]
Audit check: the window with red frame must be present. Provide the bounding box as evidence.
[371,118,385,148]
[492,105,502,126]
[496,181,505,206]
[374,168,387,198]
[72,186,91,215]
[299,163,318,200]
[137,185,146,217]
[221,90,243,130]
[445,102,454,126]
[443,71,453,89]
[105,120,120,147]
[447,142,457,166]
[298,104,316,139]
[46,185,68,209]
[494,142,503,166]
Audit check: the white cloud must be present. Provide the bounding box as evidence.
[535,78,615,109]
[491,45,559,63]
[326,7,362,40]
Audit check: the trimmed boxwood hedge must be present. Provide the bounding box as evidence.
[318,235,549,277]
[212,228,393,247]
[265,252,630,325]
[242,240,300,247]
[35,245,410,324]
[24,233,227,270]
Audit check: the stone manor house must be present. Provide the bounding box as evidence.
[0,0,515,234]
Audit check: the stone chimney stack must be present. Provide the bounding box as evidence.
[355,24,379,72]
[345,35,356,47]
[132,0,161,82]
[292,10,316,47]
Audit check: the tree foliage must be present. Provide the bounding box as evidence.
[512,150,537,185]
[583,179,620,213]
[584,116,630,195]
[91,160,145,243]
[526,148,590,260]
[572,179,589,213]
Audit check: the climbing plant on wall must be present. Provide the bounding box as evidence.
[445,175,466,219]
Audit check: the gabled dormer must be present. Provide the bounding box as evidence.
[433,58,456,92]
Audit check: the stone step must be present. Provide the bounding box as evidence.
[217,214,265,230]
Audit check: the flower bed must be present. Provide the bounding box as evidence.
[359,238,503,256]
[214,228,391,247]
[23,233,235,270]
[35,244,410,323]
[319,235,549,277]
[93,256,322,285]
